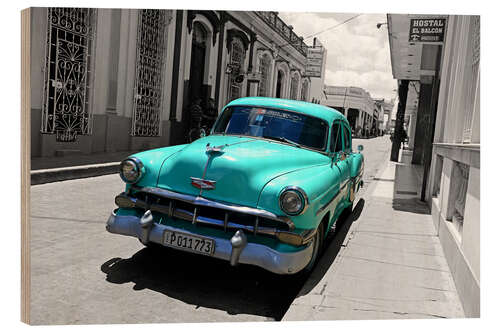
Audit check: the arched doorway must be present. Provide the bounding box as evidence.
[188,22,208,105]
[276,70,284,98]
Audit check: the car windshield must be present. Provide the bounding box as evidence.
[213,106,328,151]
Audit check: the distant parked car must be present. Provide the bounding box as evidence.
[106,97,364,274]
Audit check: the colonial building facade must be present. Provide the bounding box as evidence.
[30,8,321,158]
[388,14,480,317]
[322,85,377,137]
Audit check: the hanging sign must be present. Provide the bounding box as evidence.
[246,72,262,83]
[409,18,447,42]
[305,47,324,77]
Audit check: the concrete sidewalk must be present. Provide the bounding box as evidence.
[283,154,465,320]
[31,150,137,185]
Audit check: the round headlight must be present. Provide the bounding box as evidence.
[119,157,144,184]
[279,187,308,216]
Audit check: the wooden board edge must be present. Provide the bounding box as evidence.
[21,7,31,325]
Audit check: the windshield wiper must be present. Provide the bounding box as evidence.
[262,135,302,148]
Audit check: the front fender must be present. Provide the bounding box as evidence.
[257,164,341,230]
[125,144,189,189]
[350,152,364,178]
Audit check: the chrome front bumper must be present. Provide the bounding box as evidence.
[106,211,313,274]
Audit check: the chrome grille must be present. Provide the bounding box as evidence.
[116,188,293,236]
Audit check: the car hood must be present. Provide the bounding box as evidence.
[156,135,330,208]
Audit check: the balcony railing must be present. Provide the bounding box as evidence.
[255,11,309,57]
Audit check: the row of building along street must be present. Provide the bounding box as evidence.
[386,14,480,317]
[30,8,390,161]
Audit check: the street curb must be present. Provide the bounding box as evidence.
[31,162,120,185]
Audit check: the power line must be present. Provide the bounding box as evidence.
[274,14,363,51]
[303,14,363,40]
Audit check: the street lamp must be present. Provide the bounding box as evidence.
[376,22,387,29]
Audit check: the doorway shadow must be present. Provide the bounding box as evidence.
[391,162,430,215]
[392,197,431,214]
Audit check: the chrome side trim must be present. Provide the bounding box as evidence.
[354,171,363,185]
[316,191,339,217]
[315,179,351,217]
[133,185,294,230]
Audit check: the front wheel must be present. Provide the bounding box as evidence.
[301,222,324,273]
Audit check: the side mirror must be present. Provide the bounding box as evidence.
[357,145,364,152]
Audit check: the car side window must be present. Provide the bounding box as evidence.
[343,124,351,153]
[330,122,344,153]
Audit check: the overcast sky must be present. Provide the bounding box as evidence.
[279,12,397,101]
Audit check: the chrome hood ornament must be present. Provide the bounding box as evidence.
[206,143,225,155]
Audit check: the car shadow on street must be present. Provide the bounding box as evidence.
[296,198,365,297]
[101,241,308,320]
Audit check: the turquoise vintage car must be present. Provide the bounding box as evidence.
[106,97,364,274]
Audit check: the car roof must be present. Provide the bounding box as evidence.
[224,97,347,126]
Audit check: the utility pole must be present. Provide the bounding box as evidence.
[342,87,348,116]
[390,80,409,162]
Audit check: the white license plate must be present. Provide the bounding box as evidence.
[163,231,215,256]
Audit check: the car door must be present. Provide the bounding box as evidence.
[331,121,350,191]
[341,122,356,199]
[342,122,353,178]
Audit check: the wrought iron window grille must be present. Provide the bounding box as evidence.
[41,8,97,142]
[131,9,169,137]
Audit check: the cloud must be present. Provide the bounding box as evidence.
[279,11,397,100]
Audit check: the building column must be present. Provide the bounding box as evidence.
[169,10,184,121]
[214,12,228,110]
[245,34,256,96]
[407,112,417,150]
[390,79,409,162]
[412,78,433,164]
[420,45,443,201]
